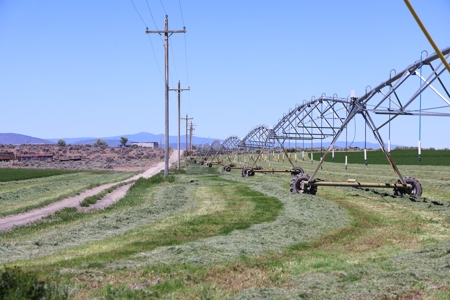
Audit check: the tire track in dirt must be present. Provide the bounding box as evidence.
[0,151,180,231]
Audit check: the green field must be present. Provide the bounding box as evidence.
[0,159,449,299]
[318,149,450,165]
[0,168,78,182]
[230,149,450,166]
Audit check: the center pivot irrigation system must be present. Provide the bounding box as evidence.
[193,47,450,197]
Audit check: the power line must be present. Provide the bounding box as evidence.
[143,1,176,86]
[170,44,180,83]
[178,0,185,26]
[129,0,147,27]
[128,0,163,79]
[178,0,191,110]
[145,0,160,31]
[147,36,164,80]
[159,0,167,15]
[183,35,190,86]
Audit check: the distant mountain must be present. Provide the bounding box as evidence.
[0,133,54,145]
[9,131,398,150]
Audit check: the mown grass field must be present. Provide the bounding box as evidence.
[0,170,138,217]
[1,155,450,299]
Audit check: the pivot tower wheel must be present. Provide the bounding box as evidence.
[290,174,317,195]
[290,166,304,176]
[241,166,255,177]
[393,176,422,197]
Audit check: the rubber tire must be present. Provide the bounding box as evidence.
[291,166,304,176]
[207,162,212,168]
[290,174,317,195]
[241,166,255,177]
[393,176,422,197]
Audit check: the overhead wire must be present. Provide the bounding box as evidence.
[130,0,147,27]
[129,0,164,81]
[145,0,176,83]
[148,36,164,80]
[135,0,190,107]
[159,0,167,15]
[178,0,191,111]
[146,0,161,32]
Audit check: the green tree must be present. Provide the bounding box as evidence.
[57,139,66,147]
[119,137,128,147]
[93,138,108,147]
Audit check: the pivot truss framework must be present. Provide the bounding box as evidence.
[239,125,274,150]
[269,47,450,195]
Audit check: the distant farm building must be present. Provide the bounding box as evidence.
[0,152,16,161]
[17,153,54,161]
[130,142,158,148]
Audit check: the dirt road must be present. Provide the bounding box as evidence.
[0,151,180,231]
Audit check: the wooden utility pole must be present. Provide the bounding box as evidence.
[189,121,196,154]
[169,81,190,170]
[146,15,186,177]
[181,114,193,158]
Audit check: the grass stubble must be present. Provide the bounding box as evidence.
[0,157,449,299]
[0,170,138,217]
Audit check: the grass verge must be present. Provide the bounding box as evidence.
[79,180,135,207]
[0,161,449,299]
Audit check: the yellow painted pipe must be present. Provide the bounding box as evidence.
[404,0,450,74]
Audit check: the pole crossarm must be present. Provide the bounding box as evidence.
[169,87,190,92]
[145,29,186,35]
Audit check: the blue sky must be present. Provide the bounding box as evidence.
[0,1,449,148]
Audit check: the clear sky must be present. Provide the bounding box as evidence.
[0,1,449,148]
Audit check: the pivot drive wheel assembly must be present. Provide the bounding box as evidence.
[291,166,304,176]
[222,165,231,172]
[290,174,317,195]
[393,176,422,197]
[206,162,212,168]
[241,166,255,177]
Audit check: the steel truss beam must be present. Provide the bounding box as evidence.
[239,125,275,149]
[269,47,450,185]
